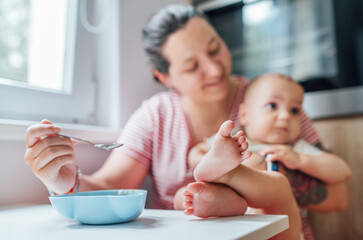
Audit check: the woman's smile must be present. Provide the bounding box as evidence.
[203,76,224,88]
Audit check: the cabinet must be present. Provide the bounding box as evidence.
[309,116,363,240]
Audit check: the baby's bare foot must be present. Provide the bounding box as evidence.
[193,120,251,182]
[183,182,247,218]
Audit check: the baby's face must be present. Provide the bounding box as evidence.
[240,76,304,144]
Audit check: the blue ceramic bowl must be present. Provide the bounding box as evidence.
[49,189,147,225]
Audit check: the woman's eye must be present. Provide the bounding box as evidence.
[209,45,220,55]
[267,102,277,109]
[209,41,220,55]
[291,107,300,115]
[185,63,198,72]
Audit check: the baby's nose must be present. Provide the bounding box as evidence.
[278,109,290,120]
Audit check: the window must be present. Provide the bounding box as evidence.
[0,0,71,92]
[0,0,98,125]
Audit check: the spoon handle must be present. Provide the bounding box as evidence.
[57,134,94,146]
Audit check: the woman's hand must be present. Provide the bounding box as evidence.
[260,145,301,170]
[24,119,77,194]
[187,141,210,169]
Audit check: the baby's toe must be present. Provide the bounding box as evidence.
[241,150,252,161]
[183,201,193,208]
[238,136,247,147]
[184,208,194,216]
[184,195,193,202]
[183,188,192,197]
[233,131,244,141]
[218,120,235,138]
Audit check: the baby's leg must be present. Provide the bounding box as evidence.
[183,182,247,218]
[193,120,251,182]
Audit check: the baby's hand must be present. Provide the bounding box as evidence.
[260,145,301,170]
[187,141,210,169]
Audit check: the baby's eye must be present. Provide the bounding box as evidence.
[267,102,277,110]
[290,107,300,115]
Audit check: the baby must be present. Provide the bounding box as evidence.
[238,73,350,186]
[184,119,302,240]
[184,73,351,240]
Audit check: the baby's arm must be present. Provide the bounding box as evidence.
[294,151,351,184]
[260,145,351,184]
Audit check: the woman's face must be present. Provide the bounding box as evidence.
[161,17,232,103]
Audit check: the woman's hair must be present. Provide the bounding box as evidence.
[142,4,205,81]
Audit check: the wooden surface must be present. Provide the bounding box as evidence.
[309,115,363,240]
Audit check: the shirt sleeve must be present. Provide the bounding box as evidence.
[298,111,321,145]
[294,140,323,155]
[114,101,154,167]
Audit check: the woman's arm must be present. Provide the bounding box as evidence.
[24,120,148,194]
[81,151,149,191]
[243,154,349,212]
[282,166,349,212]
[306,182,348,212]
[218,165,301,240]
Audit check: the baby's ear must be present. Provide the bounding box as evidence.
[238,103,248,125]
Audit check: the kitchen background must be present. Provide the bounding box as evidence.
[0,0,362,239]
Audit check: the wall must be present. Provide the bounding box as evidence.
[309,115,363,240]
[118,0,188,126]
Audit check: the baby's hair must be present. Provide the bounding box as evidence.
[243,73,302,101]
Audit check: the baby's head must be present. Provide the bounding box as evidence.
[239,73,304,144]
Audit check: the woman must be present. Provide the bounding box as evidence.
[25,3,249,209]
[24,4,347,240]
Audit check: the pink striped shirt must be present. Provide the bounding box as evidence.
[116,76,320,209]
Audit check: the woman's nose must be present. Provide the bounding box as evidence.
[203,56,222,77]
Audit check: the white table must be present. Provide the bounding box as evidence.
[0,205,288,240]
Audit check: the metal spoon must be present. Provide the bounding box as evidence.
[57,134,123,150]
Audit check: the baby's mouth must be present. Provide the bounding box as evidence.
[275,126,288,132]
